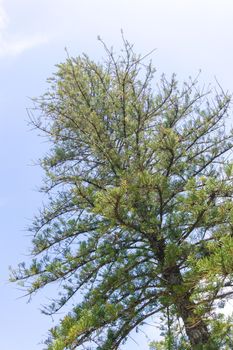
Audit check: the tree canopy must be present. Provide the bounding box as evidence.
[11,38,233,349]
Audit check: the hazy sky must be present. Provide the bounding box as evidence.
[0,1,233,349]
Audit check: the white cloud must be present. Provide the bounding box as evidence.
[0,34,49,57]
[0,1,8,30]
[0,2,49,57]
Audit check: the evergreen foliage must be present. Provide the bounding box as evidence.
[11,38,233,349]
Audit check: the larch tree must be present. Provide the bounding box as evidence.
[11,38,233,349]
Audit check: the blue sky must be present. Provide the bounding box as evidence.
[0,1,233,349]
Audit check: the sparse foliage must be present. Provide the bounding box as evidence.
[11,38,233,349]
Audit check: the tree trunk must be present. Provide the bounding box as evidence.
[176,293,210,347]
[163,265,211,348]
[149,237,211,347]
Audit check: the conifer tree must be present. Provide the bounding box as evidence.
[11,38,233,349]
